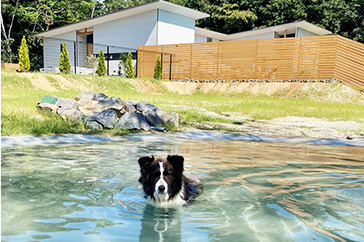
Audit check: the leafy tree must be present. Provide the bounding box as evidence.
[18,36,30,72]
[125,52,134,78]
[96,49,107,76]
[153,55,162,79]
[59,42,71,74]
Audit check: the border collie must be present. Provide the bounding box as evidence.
[138,155,203,207]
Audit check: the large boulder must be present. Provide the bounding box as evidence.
[123,100,138,113]
[76,91,108,106]
[144,110,165,127]
[136,102,166,117]
[161,112,179,127]
[95,109,118,129]
[56,98,79,115]
[37,103,58,114]
[115,112,150,131]
[60,109,84,124]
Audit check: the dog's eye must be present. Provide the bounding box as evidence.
[164,172,172,178]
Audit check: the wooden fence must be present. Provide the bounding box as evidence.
[137,35,364,90]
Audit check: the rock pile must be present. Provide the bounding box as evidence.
[37,92,179,131]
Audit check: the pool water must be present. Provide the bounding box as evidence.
[1,134,364,241]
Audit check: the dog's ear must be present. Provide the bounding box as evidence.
[138,156,154,174]
[167,155,184,174]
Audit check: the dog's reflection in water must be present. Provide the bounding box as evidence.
[139,205,182,242]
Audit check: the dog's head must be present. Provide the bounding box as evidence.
[138,155,184,202]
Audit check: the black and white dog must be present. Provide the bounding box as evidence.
[138,155,203,207]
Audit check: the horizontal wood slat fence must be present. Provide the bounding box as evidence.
[137,35,364,90]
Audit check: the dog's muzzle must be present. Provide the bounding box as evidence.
[158,185,166,194]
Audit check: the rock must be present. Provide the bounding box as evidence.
[38,95,58,105]
[86,120,103,130]
[37,103,58,114]
[95,109,118,129]
[60,109,84,124]
[144,110,165,127]
[136,102,166,117]
[76,92,108,106]
[115,112,150,131]
[56,98,79,115]
[161,112,179,127]
[123,100,137,113]
[79,100,113,114]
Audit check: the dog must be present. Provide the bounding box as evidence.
[138,155,203,207]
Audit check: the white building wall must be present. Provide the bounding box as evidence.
[296,28,317,37]
[195,34,207,43]
[43,31,76,69]
[229,32,275,41]
[93,10,158,53]
[157,10,195,44]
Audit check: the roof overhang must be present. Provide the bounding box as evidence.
[33,0,209,38]
[226,21,332,40]
[195,27,227,40]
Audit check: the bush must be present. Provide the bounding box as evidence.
[18,36,30,72]
[153,55,162,79]
[96,50,107,76]
[118,52,128,76]
[125,52,134,78]
[59,42,71,74]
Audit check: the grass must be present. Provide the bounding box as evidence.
[1,70,364,136]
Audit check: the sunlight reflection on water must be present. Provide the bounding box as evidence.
[1,132,364,241]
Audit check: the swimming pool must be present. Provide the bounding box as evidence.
[2,132,364,241]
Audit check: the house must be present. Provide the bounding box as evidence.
[33,0,331,75]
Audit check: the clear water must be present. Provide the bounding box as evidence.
[2,135,364,242]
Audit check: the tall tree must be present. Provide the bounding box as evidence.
[59,42,71,74]
[96,50,107,76]
[19,36,30,72]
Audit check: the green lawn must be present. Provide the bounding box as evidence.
[2,70,364,136]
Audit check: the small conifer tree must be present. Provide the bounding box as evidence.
[153,55,162,79]
[125,52,135,78]
[59,42,71,74]
[96,49,107,76]
[18,36,30,72]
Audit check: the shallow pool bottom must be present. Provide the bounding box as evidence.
[1,132,364,241]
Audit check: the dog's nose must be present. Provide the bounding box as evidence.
[158,185,165,192]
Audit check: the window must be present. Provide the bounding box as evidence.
[207,37,212,42]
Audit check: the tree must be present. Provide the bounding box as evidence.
[18,36,30,72]
[125,52,134,78]
[96,49,106,76]
[153,55,162,79]
[59,42,71,74]
[86,53,98,73]
[118,52,128,76]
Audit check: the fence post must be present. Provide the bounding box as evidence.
[74,42,77,74]
[107,46,110,75]
[161,53,163,79]
[169,54,172,80]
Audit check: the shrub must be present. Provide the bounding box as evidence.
[118,52,128,76]
[86,54,98,73]
[18,36,30,72]
[125,52,134,78]
[96,49,107,76]
[153,55,162,79]
[59,42,71,74]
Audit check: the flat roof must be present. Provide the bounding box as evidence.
[33,0,209,38]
